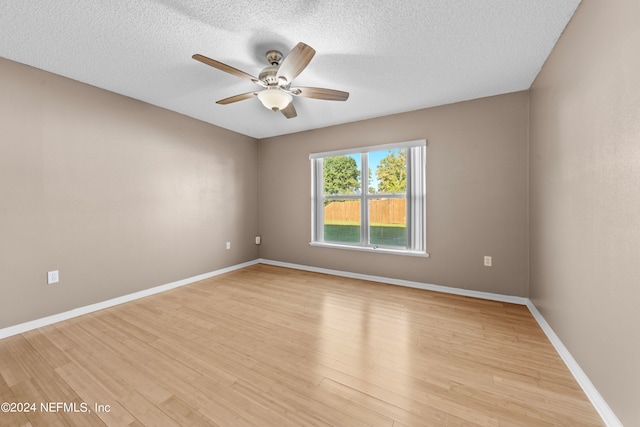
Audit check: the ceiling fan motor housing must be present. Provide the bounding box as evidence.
[260,50,285,86]
[259,65,279,85]
[265,50,283,66]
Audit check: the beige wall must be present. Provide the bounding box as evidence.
[529,0,640,424]
[0,57,259,329]
[259,92,529,297]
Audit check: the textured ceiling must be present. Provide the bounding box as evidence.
[0,0,580,139]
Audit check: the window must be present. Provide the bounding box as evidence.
[310,140,427,256]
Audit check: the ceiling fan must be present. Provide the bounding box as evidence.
[192,42,349,119]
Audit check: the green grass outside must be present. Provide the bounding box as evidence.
[324,224,407,247]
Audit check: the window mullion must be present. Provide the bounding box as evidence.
[406,148,413,250]
[315,159,325,242]
[361,153,369,246]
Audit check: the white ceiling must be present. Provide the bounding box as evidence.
[0,0,580,139]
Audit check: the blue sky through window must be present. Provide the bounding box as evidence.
[348,149,401,192]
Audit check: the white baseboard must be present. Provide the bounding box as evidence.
[257,258,529,305]
[525,301,623,427]
[0,259,260,340]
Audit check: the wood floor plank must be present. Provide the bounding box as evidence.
[54,362,135,426]
[0,264,604,426]
[0,374,34,427]
[318,377,448,426]
[2,335,106,427]
[0,336,31,388]
[8,379,69,427]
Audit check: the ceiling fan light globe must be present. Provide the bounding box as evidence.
[257,88,292,111]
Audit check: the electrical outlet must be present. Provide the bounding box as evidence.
[47,270,59,285]
[484,256,492,267]
[255,236,261,245]
[226,242,231,250]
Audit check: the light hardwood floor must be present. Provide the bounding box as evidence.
[0,264,603,426]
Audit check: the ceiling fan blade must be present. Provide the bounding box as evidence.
[276,42,316,83]
[291,87,349,101]
[193,54,260,83]
[216,91,258,105]
[281,102,297,119]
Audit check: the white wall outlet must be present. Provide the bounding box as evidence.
[226,241,231,250]
[484,256,492,267]
[47,270,59,284]
[255,236,261,245]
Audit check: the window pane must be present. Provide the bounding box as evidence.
[323,154,361,196]
[369,148,406,194]
[369,198,407,247]
[324,199,361,243]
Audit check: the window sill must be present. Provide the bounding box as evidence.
[309,241,429,258]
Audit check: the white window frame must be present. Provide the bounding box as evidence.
[310,139,428,257]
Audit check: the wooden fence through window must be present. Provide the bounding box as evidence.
[324,199,406,225]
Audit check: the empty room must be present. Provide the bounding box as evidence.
[0,1,637,426]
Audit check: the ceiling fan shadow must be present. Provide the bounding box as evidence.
[303,53,390,90]
[151,0,320,34]
[248,30,292,65]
